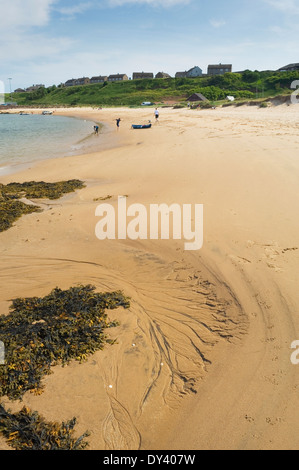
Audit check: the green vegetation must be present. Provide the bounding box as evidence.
[0,405,90,450]
[0,180,85,232]
[8,70,299,107]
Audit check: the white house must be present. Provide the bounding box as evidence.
[187,66,203,78]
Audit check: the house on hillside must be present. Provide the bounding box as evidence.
[208,64,232,75]
[132,72,154,80]
[74,77,90,86]
[175,66,203,79]
[108,74,129,82]
[175,71,188,78]
[65,78,90,86]
[155,72,171,79]
[14,88,26,93]
[90,76,108,84]
[65,79,76,87]
[278,63,299,72]
[187,93,207,102]
[25,84,45,92]
[187,66,203,78]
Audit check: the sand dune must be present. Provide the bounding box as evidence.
[1,104,299,450]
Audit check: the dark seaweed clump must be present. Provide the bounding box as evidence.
[0,404,90,450]
[0,198,41,232]
[0,179,85,232]
[0,285,130,400]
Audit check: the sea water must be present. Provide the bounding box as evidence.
[0,113,96,174]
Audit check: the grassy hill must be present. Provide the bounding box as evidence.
[7,70,299,108]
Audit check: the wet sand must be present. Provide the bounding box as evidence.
[1,104,299,450]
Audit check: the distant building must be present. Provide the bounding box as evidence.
[155,72,171,79]
[278,63,299,72]
[74,77,90,86]
[132,72,154,80]
[175,66,203,79]
[208,64,232,76]
[65,79,76,87]
[14,88,26,93]
[25,84,45,92]
[108,74,129,82]
[187,66,203,78]
[175,71,188,78]
[90,76,108,84]
[65,78,90,87]
[187,93,208,102]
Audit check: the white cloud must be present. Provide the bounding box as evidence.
[107,0,191,6]
[0,0,57,30]
[56,2,94,17]
[0,0,75,88]
[210,19,226,28]
[264,0,299,14]
[0,34,75,63]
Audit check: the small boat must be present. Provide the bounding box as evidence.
[19,112,30,115]
[131,123,152,129]
[42,110,53,115]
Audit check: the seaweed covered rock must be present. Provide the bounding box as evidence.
[0,199,41,232]
[0,179,85,232]
[0,285,130,400]
[0,404,90,450]
[2,180,85,200]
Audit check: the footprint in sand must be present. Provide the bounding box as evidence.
[245,415,255,423]
[266,417,283,426]
[244,241,297,272]
[229,255,252,266]
[263,244,298,272]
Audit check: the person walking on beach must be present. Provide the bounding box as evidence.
[116,118,121,130]
[154,108,159,122]
[94,125,99,134]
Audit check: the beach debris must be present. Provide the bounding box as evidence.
[93,195,113,202]
[0,180,85,232]
[0,404,90,450]
[0,285,130,400]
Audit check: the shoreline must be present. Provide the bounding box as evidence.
[0,109,118,177]
[1,104,299,450]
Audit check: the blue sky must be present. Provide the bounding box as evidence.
[1,0,299,90]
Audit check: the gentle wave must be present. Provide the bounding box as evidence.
[0,113,96,171]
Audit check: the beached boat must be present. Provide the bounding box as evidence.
[131,123,152,129]
[42,110,53,115]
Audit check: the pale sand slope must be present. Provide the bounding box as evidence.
[0,105,299,450]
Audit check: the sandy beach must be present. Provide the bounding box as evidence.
[1,103,299,450]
